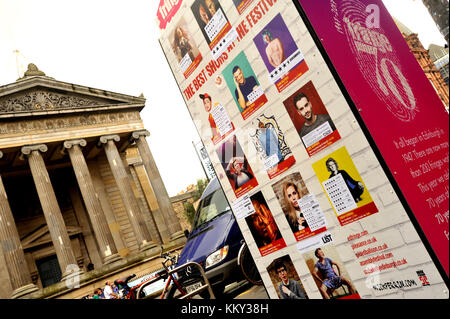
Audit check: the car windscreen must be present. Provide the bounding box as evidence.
[193,189,231,230]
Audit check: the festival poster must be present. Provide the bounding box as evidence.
[244,191,286,256]
[169,17,203,79]
[191,0,238,60]
[272,172,328,243]
[198,92,235,145]
[303,244,360,299]
[249,111,296,179]
[232,0,255,15]
[267,255,309,299]
[284,81,341,156]
[222,51,268,120]
[216,135,258,198]
[253,13,309,93]
[312,147,379,226]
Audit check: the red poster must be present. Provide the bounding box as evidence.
[245,191,287,257]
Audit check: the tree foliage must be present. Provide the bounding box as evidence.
[183,178,209,227]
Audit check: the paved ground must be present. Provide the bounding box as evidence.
[223,280,269,299]
[234,284,269,299]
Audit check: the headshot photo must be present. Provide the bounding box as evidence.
[284,81,341,156]
[267,255,308,300]
[272,173,308,232]
[223,51,267,119]
[191,0,224,45]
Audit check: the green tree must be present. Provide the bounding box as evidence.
[183,178,209,226]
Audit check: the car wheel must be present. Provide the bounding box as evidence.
[239,244,262,285]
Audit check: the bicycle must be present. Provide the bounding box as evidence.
[114,248,212,299]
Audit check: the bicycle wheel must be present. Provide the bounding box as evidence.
[164,274,210,299]
[239,244,262,285]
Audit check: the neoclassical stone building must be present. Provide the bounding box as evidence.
[0,65,185,299]
[395,18,450,108]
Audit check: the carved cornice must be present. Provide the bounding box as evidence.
[99,135,121,145]
[63,139,87,149]
[21,144,48,156]
[0,111,141,136]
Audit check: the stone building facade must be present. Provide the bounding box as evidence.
[0,65,185,299]
[422,0,449,45]
[170,190,197,232]
[429,43,450,87]
[404,32,450,108]
[395,19,450,108]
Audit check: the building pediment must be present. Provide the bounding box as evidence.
[21,224,82,250]
[0,75,146,117]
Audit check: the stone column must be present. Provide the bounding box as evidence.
[99,135,156,251]
[0,151,39,299]
[64,139,121,265]
[21,144,83,281]
[129,161,164,245]
[131,130,184,241]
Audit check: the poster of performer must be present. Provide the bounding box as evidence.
[253,13,309,93]
[216,135,258,198]
[312,147,379,226]
[272,172,328,243]
[267,255,308,299]
[191,0,238,60]
[284,81,341,157]
[198,92,235,145]
[232,0,255,15]
[223,51,268,120]
[303,244,360,299]
[245,191,286,256]
[249,111,296,179]
[169,17,202,79]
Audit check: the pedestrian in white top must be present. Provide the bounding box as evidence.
[103,281,117,299]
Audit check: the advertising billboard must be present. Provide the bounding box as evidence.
[158,0,448,299]
[298,0,449,276]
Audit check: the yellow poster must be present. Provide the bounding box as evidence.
[312,147,378,226]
